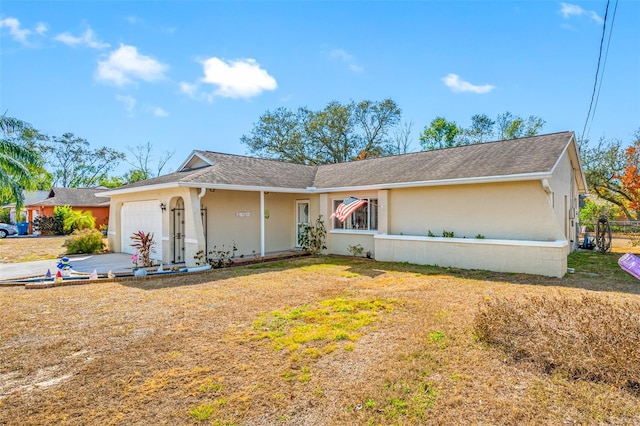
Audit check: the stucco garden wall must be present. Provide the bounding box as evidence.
[374,234,568,278]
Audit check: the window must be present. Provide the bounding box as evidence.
[332,198,378,230]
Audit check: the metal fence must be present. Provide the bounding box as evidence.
[580,220,640,234]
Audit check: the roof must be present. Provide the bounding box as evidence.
[25,187,110,207]
[101,131,586,195]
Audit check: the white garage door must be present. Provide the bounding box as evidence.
[121,200,163,260]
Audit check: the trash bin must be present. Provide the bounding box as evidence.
[16,222,29,235]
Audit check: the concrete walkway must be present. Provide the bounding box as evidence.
[0,253,134,281]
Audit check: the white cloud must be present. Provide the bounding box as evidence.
[35,22,47,35]
[179,81,198,97]
[0,17,43,45]
[442,73,495,94]
[153,107,169,117]
[116,94,136,116]
[200,57,277,99]
[559,3,603,24]
[95,44,168,86]
[326,48,363,73]
[55,27,110,49]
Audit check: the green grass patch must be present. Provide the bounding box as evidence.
[189,403,216,421]
[567,251,637,282]
[251,296,397,355]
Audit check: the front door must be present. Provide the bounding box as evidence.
[296,200,310,247]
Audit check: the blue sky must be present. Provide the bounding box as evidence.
[1,1,638,174]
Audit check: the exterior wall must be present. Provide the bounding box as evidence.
[200,190,316,257]
[387,181,565,241]
[375,234,568,278]
[549,151,580,250]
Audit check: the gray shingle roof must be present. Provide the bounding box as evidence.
[26,187,110,207]
[108,131,576,193]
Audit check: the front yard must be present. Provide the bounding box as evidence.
[1,254,639,425]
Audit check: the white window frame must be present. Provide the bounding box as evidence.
[331,198,378,231]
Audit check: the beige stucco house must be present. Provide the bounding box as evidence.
[99,131,586,277]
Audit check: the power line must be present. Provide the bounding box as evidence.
[581,0,611,142]
[587,0,619,140]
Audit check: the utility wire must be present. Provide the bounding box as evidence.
[581,0,610,142]
[587,0,619,140]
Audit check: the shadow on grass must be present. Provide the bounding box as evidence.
[118,252,640,295]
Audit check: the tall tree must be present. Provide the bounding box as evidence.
[617,129,640,218]
[581,135,634,220]
[388,120,414,155]
[122,142,175,183]
[0,115,43,210]
[419,117,461,151]
[241,99,402,164]
[461,113,496,144]
[44,133,125,187]
[496,112,545,140]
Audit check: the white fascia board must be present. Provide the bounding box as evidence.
[97,172,553,197]
[316,172,553,193]
[96,182,182,197]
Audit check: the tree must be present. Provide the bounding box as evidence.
[241,99,402,164]
[44,133,125,187]
[388,120,414,155]
[122,142,175,182]
[0,115,43,210]
[496,112,545,140]
[618,129,640,217]
[460,114,495,144]
[581,131,640,221]
[419,117,461,151]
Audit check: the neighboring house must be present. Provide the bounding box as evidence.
[24,187,110,233]
[99,131,586,278]
[4,190,50,224]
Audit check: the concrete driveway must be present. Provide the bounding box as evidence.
[0,253,134,281]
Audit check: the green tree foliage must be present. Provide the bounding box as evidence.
[419,117,461,151]
[241,99,401,164]
[579,198,620,227]
[419,111,546,151]
[43,132,125,187]
[0,115,46,210]
[63,209,96,233]
[580,136,634,220]
[496,112,545,140]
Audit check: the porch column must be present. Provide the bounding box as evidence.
[260,190,265,257]
[183,188,206,267]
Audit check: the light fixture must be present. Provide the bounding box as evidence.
[160,202,166,212]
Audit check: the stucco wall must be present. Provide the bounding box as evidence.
[549,151,580,248]
[386,181,565,241]
[375,234,568,278]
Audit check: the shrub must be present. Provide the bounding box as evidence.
[347,244,364,256]
[474,294,640,393]
[63,209,96,232]
[33,215,64,235]
[130,231,156,267]
[298,216,327,255]
[206,243,237,268]
[53,205,74,234]
[0,208,10,224]
[64,229,105,254]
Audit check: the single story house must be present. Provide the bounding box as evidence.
[24,187,110,233]
[99,131,586,277]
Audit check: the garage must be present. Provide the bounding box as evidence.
[120,200,163,260]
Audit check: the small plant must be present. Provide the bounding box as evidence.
[193,249,206,266]
[32,215,64,236]
[442,230,454,238]
[347,243,364,257]
[64,229,105,254]
[130,230,156,267]
[207,242,237,268]
[365,250,373,259]
[188,403,215,421]
[475,233,485,239]
[427,229,435,237]
[298,215,327,255]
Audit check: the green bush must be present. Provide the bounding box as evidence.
[64,229,105,254]
[63,209,96,233]
[0,208,10,224]
[33,215,64,235]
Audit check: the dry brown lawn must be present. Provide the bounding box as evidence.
[0,236,68,263]
[1,255,640,425]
